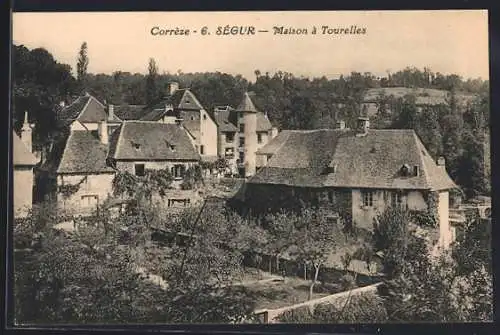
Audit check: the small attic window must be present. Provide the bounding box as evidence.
[370,146,376,153]
[413,165,419,176]
[400,164,411,177]
[131,141,141,150]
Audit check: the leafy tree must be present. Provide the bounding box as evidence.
[76,42,89,89]
[146,58,160,106]
[290,209,343,300]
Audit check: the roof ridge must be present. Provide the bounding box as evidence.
[57,131,75,173]
[412,131,432,190]
[113,124,125,159]
[75,95,92,121]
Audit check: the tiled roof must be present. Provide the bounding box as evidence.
[214,109,273,133]
[214,110,239,132]
[12,132,37,166]
[108,121,200,161]
[249,129,457,191]
[256,130,292,155]
[182,120,200,140]
[57,130,115,174]
[236,92,258,113]
[57,94,114,125]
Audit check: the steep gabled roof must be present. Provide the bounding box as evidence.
[108,121,200,161]
[236,92,258,113]
[57,94,115,125]
[249,129,457,191]
[57,130,115,174]
[12,131,37,166]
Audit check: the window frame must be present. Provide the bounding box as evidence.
[134,163,145,177]
[362,190,374,207]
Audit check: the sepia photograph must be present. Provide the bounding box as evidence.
[10,10,492,325]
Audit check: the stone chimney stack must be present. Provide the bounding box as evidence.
[237,92,258,178]
[108,104,115,121]
[21,111,33,153]
[356,117,370,136]
[169,82,179,95]
[336,120,346,130]
[437,156,446,169]
[98,119,109,145]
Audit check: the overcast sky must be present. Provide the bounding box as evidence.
[13,10,489,81]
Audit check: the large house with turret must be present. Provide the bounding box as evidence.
[245,117,459,249]
[213,92,279,177]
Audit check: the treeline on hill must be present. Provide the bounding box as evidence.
[11,44,490,198]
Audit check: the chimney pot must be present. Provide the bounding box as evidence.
[108,104,115,121]
[437,157,446,167]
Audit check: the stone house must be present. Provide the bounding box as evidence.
[107,121,200,187]
[140,83,218,164]
[213,92,278,177]
[43,93,200,215]
[247,117,458,249]
[12,113,38,218]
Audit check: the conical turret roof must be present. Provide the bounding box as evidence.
[236,92,258,113]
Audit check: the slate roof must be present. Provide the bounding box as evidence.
[250,129,457,191]
[236,92,258,113]
[57,130,115,174]
[57,94,120,125]
[12,132,37,166]
[213,107,273,133]
[147,89,205,112]
[214,109,239,132]
[108,121,200,161]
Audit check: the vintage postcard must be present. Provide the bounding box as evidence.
[10,10,491,325]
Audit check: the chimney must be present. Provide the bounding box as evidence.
[437,157,446,168]
[98,119,109,145]
[108,104,115,121]
[269,126,279,139]
[21,111,33,153]
[336,120,346,130]
[169,82,179,95]
[356,117,370,136]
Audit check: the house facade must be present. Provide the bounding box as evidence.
[12,113,38,218]
[107,121,201,188]
[50,93,201,215]
[140,83,218,164]
[247,117,458,249]
[213,92,278,177]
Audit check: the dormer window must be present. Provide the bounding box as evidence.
[400,164,411,177]
[132,141,141,150]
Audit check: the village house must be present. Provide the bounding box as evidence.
[12,112,38,218]
[140,83,218,164]
[107,121,200,186]
[213,92,278,177]
[246,117,458,249]
[41,93,201,215]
